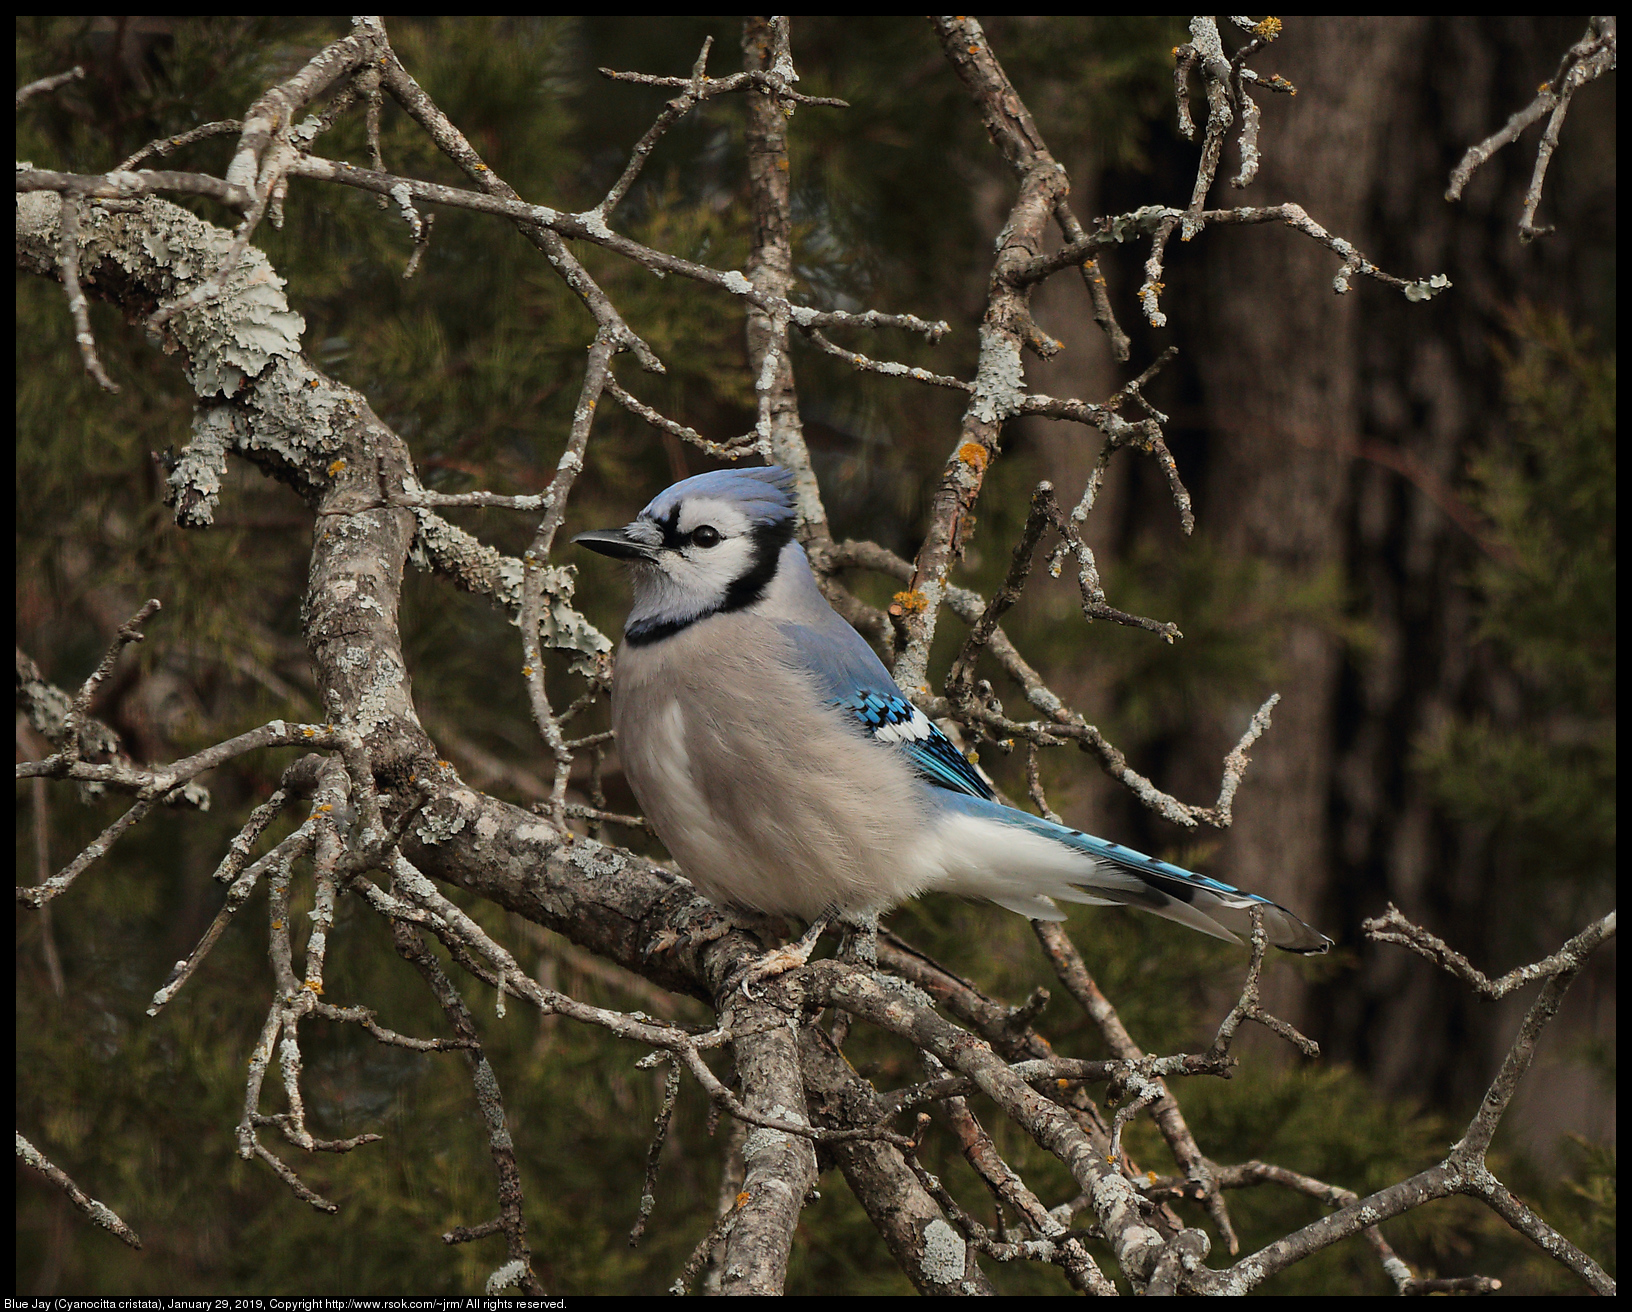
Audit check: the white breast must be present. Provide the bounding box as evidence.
[610,614,937,920]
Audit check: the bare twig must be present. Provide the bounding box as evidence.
[606,377,761,460]
[1034,919,1242,1254]
[1137,201,1450,328]
[15,165,254,210]
[55,195,118,391]
[1206,910,1321,1060]
[16,1132,141,1248]
[381,40,664,373]
[798,326,972,392]
[595,36,716,219]
[520,333,615,822]
[945,482,1056,702]
[1365,903,1616,1001]
[16,64,84,108]
[1194,909,1616,1295]
[115,119,242,172]
[391,917,544,1294]
[1446,17,1616,242]
[629,1056,682,1246]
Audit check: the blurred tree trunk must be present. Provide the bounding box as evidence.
[1187,17,1420,1032]
[1178,16,1614,1131]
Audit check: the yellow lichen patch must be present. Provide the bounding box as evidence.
[957,442,989,473]
[327,458,347,477]
[1254,17,1282,40]
[892,589,928,614]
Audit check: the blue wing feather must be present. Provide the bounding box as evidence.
[833,689,994,799]
[775,616,992,798]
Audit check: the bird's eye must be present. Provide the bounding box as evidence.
[691,525,721,548]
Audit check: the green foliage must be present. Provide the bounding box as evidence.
[1413,309,1616,915]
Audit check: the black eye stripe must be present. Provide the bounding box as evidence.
[652,504,685,550]
[625,514,793,647]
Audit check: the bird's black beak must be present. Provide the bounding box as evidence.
[572,527,659,562]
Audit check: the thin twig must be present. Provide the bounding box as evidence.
[16,65,84,108]
[1445,17,1616,242]
[16,1133,141,1248]
[115,119,242,172]
[56,195,119,392]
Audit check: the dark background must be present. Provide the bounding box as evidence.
[16,16,1614,1293]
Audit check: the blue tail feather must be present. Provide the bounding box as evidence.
[936,791,1331,953]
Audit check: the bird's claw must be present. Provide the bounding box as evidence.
[726,909,839,1000]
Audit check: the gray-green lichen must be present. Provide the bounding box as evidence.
[920,1217,967,1285]
[1103,205,1178,243]
[1402,273,1452,303]
[408,508,611,674]
[564,836,623,881]
[17,191,358,525]
[970,322,1026,426]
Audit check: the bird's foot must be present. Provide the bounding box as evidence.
[644,906,782,960]
[730,909,837,999]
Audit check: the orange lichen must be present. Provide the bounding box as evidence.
[892,589,928,614]
[957,442,989,473]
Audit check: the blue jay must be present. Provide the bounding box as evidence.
[575,465,1330,961]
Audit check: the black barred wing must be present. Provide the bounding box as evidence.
[835,690,994,800]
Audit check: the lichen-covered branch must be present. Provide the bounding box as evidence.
[1446,16,1616,242]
